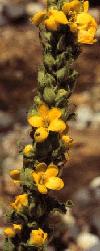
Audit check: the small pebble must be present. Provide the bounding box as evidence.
[77,232,99,250]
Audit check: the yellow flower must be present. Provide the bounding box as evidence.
[44,9,68,31]
[29,228,47,246]
[32,8,68,31]
[76,12,97,44]
[10,169,20,184]
[31,10,46,26]
[32,162,64,194]
[23,144,33,157]
[11,194,28,212]
[28,104,66,142]
[62,135,73,146]
[4,227,15,238]
[4,224,22,238]
[62,0,80,14]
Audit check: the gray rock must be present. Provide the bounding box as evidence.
[76,105,94,129]
[73,188,92,207]
[87,242,100,251]
[91,210,100,235]
[0,111,13,129]
[3,4,27,23]
[90,177,100,201]
[90,177,100,189]
[77,232,99,250]
[0,13,8,26]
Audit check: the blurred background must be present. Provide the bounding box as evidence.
[0,1,100,251]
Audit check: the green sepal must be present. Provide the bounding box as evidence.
[38,67,46,89]
[38,68,56,90]
[44,54,55,72]
[20,168,34,190]
[34,95,42,106]
[43,87,56,105]
[57,66,67,83]
[55,89,69,107]
[45,73,56,87]
[56,51,72,69]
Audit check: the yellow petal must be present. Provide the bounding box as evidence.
[35,162,47,173]
[83,1,89,12]
[62,135,73,145]
[38,184,48,194]
[34,127,49,142]
[62,0,80,14]
[29,232,43,246]
[23,144,33,156]
[44,16,58,31]
[50,10,68,24]
[28,115,44,127]
[4,227,15,238]
[13,180,20,185]
[45,164,59,177]
[38,104,49,119]
[32,172,39,184]
[64,152,70,161]
[29,229,47,246]
[31,11,46,26]
[78,29,96,44]
[11,194,28,211]
[43,233,48,242]
[48,108,61,122]
[46,177,64,190]
[49,119,66,132]
[76,13,97,30]
[10,169,20,181]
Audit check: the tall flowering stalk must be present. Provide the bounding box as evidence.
[4,0,97,250]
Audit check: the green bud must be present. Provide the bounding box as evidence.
[20,168,34,189]
[56,52,67,69]
[34,95,42,106]
[45,73,56,87]
[57,67,67,83]
[38,69,46,89]
[44,54,55,72]
[43,31,53,43]
[55,89,69,106]
[43,87,56,105]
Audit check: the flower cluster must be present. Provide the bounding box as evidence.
[4,1,97,250]
[32,0,97,44]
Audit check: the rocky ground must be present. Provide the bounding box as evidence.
[0,1,100,251]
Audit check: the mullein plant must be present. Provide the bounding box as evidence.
[4,0,97,250]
